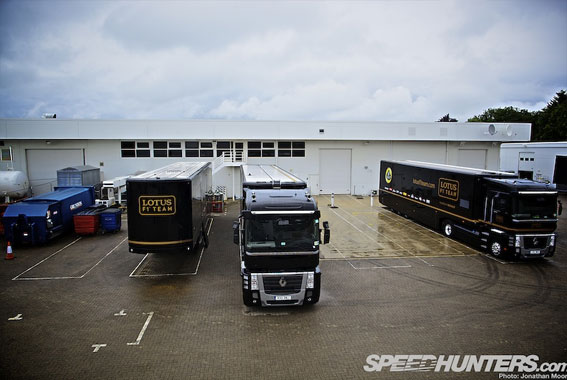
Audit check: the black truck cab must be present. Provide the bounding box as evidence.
[482,178,557,257]
[234,165,330,307]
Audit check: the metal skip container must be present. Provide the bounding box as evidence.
[126,162,212,254]
[3,186,95,245]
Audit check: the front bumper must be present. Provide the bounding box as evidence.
[242,266,321,307]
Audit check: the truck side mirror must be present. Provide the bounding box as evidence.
[232,221,239,245]
[323,221,330,244]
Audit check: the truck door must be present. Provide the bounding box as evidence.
[484,191,510,225]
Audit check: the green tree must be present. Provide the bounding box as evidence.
[437,114,458,122]
[467,91,567,141]
[532,90,567,141]
[467,106,534,123]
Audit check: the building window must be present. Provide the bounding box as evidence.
[248,141,275,158]
[136,142,150,157]
[153,141,167,158]
[278,141,305,157]
[121,141,135,157]
[185,141,199,157]
[168,141,182,157]
[1,148,12,161]
[122,141,152,158]
[216,141,231,157]
[200,141,214,157]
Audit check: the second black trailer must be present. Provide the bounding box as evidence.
[127,162,212,254]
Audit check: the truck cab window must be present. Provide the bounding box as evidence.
[246,215,318,251]
[513,195,557,220]
[491,195,509,224]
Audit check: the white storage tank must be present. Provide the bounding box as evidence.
[0,171,30,199]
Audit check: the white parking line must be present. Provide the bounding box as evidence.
[127,312,154,346]
[13,237,127,281]
[129,218,213,278]
[12,237,82,280]
[323,199,434,267]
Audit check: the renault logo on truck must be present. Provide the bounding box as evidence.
[138,195,176,215]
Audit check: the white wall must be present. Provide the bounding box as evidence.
[500,143,567,182]
[2,139,503,198]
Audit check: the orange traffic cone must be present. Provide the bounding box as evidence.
[5,241,14,260]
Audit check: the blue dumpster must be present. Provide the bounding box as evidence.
[100,208,122,233]
[3,186,95,245]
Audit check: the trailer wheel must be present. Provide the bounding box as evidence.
[202,229,209,248]
[489,241,503,257]
[201,223,209,249]
[441,220,453,237]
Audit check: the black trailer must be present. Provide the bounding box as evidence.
[127,162,212,254]
[379,160,558,259]
[234,165,330,307]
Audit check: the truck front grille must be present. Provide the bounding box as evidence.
[263,275,303,294]
[523,236,549,249]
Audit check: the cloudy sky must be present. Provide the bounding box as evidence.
[0,0,565,122]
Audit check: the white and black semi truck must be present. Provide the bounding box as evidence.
[234,165,330,306]
[379,160,558,259]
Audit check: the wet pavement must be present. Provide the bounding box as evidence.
[0,195,566,380]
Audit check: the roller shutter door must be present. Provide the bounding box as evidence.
[319,149,351,194]
[26,149,84,195]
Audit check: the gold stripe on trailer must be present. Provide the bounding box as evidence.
[128,239,192,245]
[381,189,554,233]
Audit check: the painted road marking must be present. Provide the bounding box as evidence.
[114,309,127,316]
[12,237,82,280]
[8,314,23,321]
[91,344,107,352]
[324,200,434,267]
[127,312,154,346]
[12,237,127,281]
[320,194,480,262]
[129,218,213,278]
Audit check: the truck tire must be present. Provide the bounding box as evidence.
[441,220,454,237]
[489,241,504,257]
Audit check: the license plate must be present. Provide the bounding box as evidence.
[530,250,541,255]
[275,295,292,301]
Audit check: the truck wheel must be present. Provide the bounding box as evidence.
[489,241,503,257]
[441,220,453,237]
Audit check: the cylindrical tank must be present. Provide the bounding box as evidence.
[0,171,30,198]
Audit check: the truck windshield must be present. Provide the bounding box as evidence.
[512,194,557,220]
[245,215,318,252]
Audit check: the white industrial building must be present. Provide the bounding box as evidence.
[500,142,567,189]
[0,119,531,197]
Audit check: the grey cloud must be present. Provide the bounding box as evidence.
[0,0,565,121]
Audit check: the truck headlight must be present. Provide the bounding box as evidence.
[550,235,555,247]
[250,274,258,290]
[515,236,521,248]
[306,272,315,289]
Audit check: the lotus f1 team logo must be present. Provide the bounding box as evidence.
[385,167,393,184]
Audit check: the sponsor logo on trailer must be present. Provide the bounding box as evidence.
[138,195,176,216]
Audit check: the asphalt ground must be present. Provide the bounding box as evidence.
[0,195,566,380]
